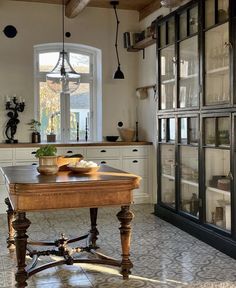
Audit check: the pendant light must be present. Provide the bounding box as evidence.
[111,1,124,79]
[160,0,183,8]
[46,0,80,94]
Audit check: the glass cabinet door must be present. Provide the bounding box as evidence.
[160,144,175,208]
[180,146,199,216]
[205,23,230,105]
[205,148,231,231]
[179,36,199,107]
[160,46,176,110]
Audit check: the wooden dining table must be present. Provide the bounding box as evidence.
[1,164,141,288]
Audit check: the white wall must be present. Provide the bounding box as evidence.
[0,0,140,142]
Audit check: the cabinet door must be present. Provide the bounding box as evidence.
[205,148,231,231]
[179,36,199,108]
[160,144,175,208]
[204,23,230,105]
[160,45,176,110]
[179,146,199,217]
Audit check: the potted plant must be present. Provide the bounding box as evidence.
[28,119,41,143]
[35,145,58,175]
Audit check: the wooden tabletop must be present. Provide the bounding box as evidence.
[1,165,141,212]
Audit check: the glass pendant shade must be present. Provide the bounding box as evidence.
[46,51,80,94]
[114,65,124,79]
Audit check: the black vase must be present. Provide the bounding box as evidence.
[32,132,41,143]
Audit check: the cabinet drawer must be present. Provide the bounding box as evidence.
[122,158,148,176]
[122,146,148,157]
[87,158,121,170]
[0,148,14,161]
[15,161,38,166]
[15,148,38,160]
[87,147,120,158]
[58,147,85,158]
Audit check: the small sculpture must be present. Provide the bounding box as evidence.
[5,96,25,143]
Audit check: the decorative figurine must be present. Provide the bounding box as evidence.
[5,96,25,143]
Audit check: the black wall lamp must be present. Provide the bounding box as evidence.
[111,1,124,79]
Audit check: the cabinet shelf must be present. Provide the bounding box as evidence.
[161,78,175,84]
[207,186,230,196]
[127,36,156,52]
[181,179,199,187]
[180,73,198,80]
[162,173,175,180]
[206,66,229,75]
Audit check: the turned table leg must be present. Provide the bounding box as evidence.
[89,208,99,248]
[12,212,31,288]
[5,197,15,250]
[116,205,134,279]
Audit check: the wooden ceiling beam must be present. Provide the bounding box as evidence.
[65,0,90,18]
[139,0,161,21]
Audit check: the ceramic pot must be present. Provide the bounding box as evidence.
[37,156,58,175]
[32,132,41,143]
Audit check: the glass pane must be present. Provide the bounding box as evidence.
[218,0,229,23]
[205,148,231,231]
[39,82,61,142]
[160,23,166,47]
[39,52,59,72]
[168,17,175,44]
[70,53,90,74]
[205,118,216,145]
[160,45,176,109]
[218,117,230,146]
[179,36,198,107]
[205,23,229,105]
[160,119,167,141]
[70,83,90,141]
[189,6,198,35]
[180,146,199,217]
[189,117,198,144]
[179,12,187,40]
[168,118,175,142]
[161,144,175,208]
[205,0,215,28]
[180,118,187,143]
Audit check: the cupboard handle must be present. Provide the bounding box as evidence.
[31,151,36,154]
[132,149,138,152]
[67,150,73,153]
[101,161,106,164]
[133,160,138,163]
[100,150,106,152]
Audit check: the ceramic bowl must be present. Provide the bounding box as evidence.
[68,166,99,174]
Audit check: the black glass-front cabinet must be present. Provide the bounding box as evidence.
[155,0,236,258]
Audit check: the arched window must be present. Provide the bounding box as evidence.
[34,43,102,142]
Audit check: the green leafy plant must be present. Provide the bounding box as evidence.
[35,145,57,158]
[27,119,41,133]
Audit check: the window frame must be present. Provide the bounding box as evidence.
[34,43,102,142]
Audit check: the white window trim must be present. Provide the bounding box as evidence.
[34,43,102,142]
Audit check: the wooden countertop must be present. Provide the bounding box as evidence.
[0,141,152,148]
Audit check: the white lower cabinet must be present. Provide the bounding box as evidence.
[0,144,153,213]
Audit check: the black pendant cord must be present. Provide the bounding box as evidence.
[61,0,65,75]
[113,4,121,68]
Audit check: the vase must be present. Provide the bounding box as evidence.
[37,156,58,175]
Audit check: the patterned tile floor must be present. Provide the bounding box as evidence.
[1,204,236,287]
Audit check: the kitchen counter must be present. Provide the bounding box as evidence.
[0,141,152,148]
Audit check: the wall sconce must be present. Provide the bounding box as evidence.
[111,1,124,79]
